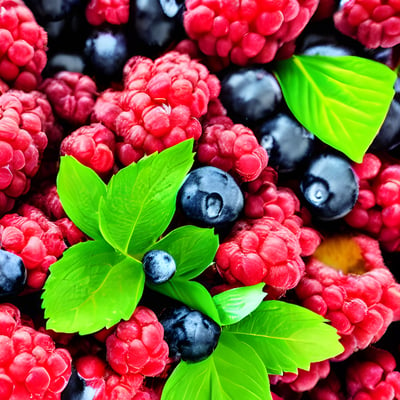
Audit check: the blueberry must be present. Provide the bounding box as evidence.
[160,306,221,363]
[177,166,244,229]
[219,67,283,126]
[61,367,97,400]
[44,53,86,77]
[24,0,84,22]
[300,153,359,221]
[0,250,26,298]
[142,250,176,284]
[257,113,315,174]
[302,43,355,57]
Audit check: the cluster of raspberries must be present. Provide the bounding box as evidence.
[345,153,400,252]
[0,303,72,399]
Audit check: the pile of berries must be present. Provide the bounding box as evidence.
[0,0,400,399]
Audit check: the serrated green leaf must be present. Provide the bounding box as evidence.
[145,225,218,280]
[274,55,397,162]
[57,156,106,240]
[99,140,194,257]
[42,240,145,335]
[213,283,266,326]
[161,333,271,400]
[149,278,221,325]
[223,300,344,375]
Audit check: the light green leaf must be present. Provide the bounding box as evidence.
[99,140,194,257]
[56,156,106,240]
[145,225,219,280]
[213,283,266,326]
[42,240,145,335]
[149,278,221,325]
[274,55,397,162]
[161,333,271,400]
[223,300,344,375]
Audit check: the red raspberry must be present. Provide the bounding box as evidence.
[345,153,400,252]
[115,51,220,165]
[0,204,67,290]
[308,370,345,400]
[295,234,400,361]
[215,216,305,298]
[345,347,400,399]
[0,303,72,399]
[0,0,48,91]
[91,89,123,133]
[334,0,400,48]
[60,123,116,176]
[312,0,340,21]
[196,114,268,182]
[183,0,319,69]
[86,0,130,26]
[106,306,169,378]
[40,71,98,126]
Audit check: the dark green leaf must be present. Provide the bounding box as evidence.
[223,300,344,375]
[42,240,145,335]
[98,140,194,257]
[274,55,397,162]
[213,283,266,326]
[57,156,106,240]
[145,225,218,280]
[161,332,271,400]
[149,278,221,325]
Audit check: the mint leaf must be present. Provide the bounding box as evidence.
[149,279,221,325]
[57,156,106,240]
[213,283,266,326]
[145,225,218,280]
[274,55,397,162]
[99,139,194,257]
[223,300,344,375]
[42,240,145,335]
[161,333,271,400]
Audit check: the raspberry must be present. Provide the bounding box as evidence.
[0,0,48,91]
[196,114,268,182]
[86,0,130,26]
[91,89,123,133]
[0,204,67,290]
[244,166,321,256]
[215,216,305,298]
[40,71,98,126]
[183,0,319,69]
[295,234,400,361]
[115,51,220,165]
[60,123,116,176]
[334,0,400,48]
[345,347,400,399]
[0,303,72,399]
[106,306,169,377]
[312,0,340,21]
[308,370,345,400]
[345,153,400,252]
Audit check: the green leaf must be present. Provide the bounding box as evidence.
[149,279,221,325]
[161,333,271,400]
[213,283,266,326]
[145,225,219,280]
[223,300,344,375]
[274,55,397,162]
[57,156,106,240]
[98,140,194,257]
[42,240,145,335]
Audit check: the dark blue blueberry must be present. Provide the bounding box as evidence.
[61,367,97,400]
[302,43,355,56]
[143,250,176,285]
[24,0,84,22]
[257,113,315,174]
[300,153,359,221]
[160,305,221,363]
[0,250,26,298]
[177,166,244,229]
[44,53,86,77]
[219,67,283,126]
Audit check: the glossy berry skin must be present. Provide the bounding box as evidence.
[219,68,283,126]
[160,305,221,363]
[142,250,176,284]
[300,153,359,221]
[257,113,315,174]
[177,166,244,229]
[0,249,26,298]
